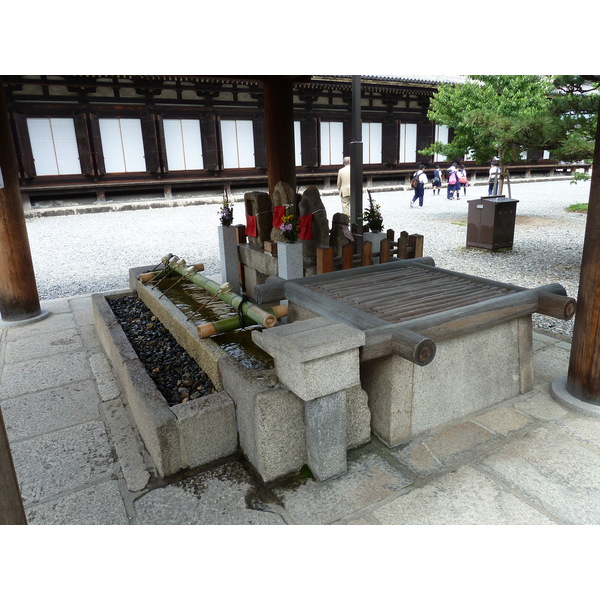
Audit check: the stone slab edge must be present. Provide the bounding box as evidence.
[551,376,600,418]
[91,291,238,477]
[133,272,226,390]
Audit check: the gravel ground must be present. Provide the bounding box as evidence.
[25,178,590,338]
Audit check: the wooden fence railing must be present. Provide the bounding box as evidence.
[233,224,424,281]
[316,228,424,275]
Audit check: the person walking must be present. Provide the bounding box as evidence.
[410,163,428,208]
[488,161,501,195]
[337,156,351,217]
[446,162,460,200]
[457,164,468,196]
[431,165,442,195]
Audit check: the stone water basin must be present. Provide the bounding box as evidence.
[93,265,370,482]
[160,278,274,371]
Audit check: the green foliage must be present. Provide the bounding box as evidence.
[549,76,600,162]
[570,172,591,185]
[298,465,313,479]
[424,75,600,165]
[566,203,588,212]
[363,192,384,233]
[425,75,554,164]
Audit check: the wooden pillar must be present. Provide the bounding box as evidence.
[0,407,27,524]
[0,81,42,322]
[350,76,363,250]
[567,112,600,402]
[262,77,296,199]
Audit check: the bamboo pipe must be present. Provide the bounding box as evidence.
[170,262,278,328]
[141,255,181,285]
[146,257,186,288]
[159,265,198,298]
[197,304,288,338]
[139,263,204,284]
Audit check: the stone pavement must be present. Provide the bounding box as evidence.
[2,293,600,525]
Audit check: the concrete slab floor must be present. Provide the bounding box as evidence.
[2,294,600,527]
[2,296,598,600]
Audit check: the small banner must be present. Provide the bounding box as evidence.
[245,214,257,238]
[298,214,313,241]
[272,205,285,229]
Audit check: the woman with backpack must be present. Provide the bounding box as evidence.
[446,162,461,200]
[410,164,428,208]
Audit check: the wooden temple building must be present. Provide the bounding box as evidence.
[1,75,560,207]
[3,74,600,523]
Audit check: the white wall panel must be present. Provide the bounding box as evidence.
[434,124,449,162]
[99,118,146,173]
[294,121,302,166]
[119,119,146,172]
[180,119,204,170]
[221,120,254,168]
[99,119,126,172]
[320,121,344,165]
[399,123,418,163]
[236,120,255,168]
[362,122,382,164]
[27,117,81,176]
[163,119,185,170]
[164,119,204,171]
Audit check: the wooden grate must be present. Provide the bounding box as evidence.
[304,265,516,324]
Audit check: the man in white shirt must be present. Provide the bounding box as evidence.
[337,156,351,217]
[410,163,428,208]
[488,161,501,195]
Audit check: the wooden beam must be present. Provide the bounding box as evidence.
[361,324,436,365]
[399,285,568,341]
[409,233,424,258]
[262,77,296,198]
[361,240,373,266]
[283,281,388,331]
[380,238,390,263]
[397,231,409,258]
[284,281,436,365]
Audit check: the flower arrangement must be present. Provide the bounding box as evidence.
[279,204,300,243]
[218,191,234,227]
[363,191,384,233]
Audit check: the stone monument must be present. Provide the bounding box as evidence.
[298,186,329,272]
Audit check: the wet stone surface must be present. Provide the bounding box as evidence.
[166,280,274,370]
[108,295,215,406]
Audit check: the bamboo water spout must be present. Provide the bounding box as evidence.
[168,261,279,329]
[197,305,288,338]
[139,261,204,284]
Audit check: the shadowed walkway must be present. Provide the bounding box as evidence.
[1,293,599,525]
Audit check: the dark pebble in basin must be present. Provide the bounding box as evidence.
[108,295,215,406]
